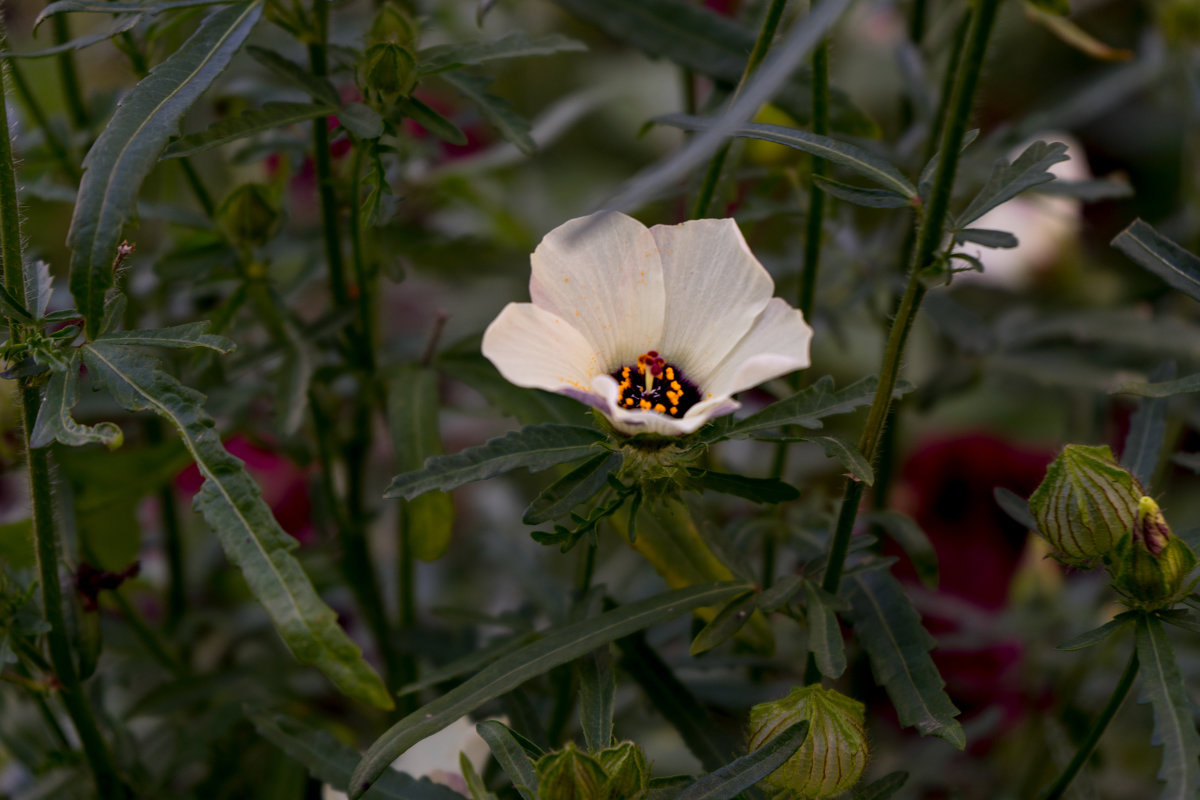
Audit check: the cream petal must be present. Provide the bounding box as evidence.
[481,302,605,399]
[592,375,738,436]
[529,211,665,372]
[701,297,813,398]
[651,218,775,382]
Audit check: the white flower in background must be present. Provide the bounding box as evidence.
[482,211,813,436]
[955,133,1090,291]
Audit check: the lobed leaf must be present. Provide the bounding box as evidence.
[674,721,809,800]
[1112,219,1200,304]
[440,72,535,156]
[81,341,391,709]
[30,357,123,449]
[348,583,752,798]
[813,175,912,209]
[686,469,800,504]
[68,2,263,338]
[384,424,606,501]
[418,32,585,75]
[844,569,964,749]
[398,96,468,145]
[1135,615,1200,800]
[715,375,906,440]
[957,140,1070,226]
[524,451,623,525]
[162,101,335,159]
[476,721,539,800]
[95,321,235,352]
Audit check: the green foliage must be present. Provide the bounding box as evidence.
[1135,616,1200,799]
[1112,219,1200,304]
[955,140,1070,226]
[477,720,540,800]
[418,32,585,75]
[162,102,336,159]
[676,722,809,800]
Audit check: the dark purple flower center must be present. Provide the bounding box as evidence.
[611,350,701,417]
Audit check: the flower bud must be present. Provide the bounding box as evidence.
[596,742,648,800]
[362,43,418,103]
[367,2,419,47]
[217,183,281,249]
[748,685,868,799]
[1027,444,1141,566]
[1110,497,1198,609]
[536,743,608,800]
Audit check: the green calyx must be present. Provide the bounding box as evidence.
[535,741,649,800]
[748,684,869,799]
[1109,496,1198,610]
[218,183,282,249]
[367,2,419,47]
[1028,444,1142,567]
[362,43,418,103]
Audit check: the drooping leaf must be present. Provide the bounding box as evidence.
[440,72,535,156]
[251,712,465,800]
[853,771,909,800]
[384,424,606,501]
[1122,362,1174,489]
[689,590,758,656]
[812,175,912,209]
[418,32,585,75]
[30,356,123,449]
[476,721,539,800]
[348,583,752,798]
[1056,612,1136,651]
[956,140,1070,226]
[94,321,235,352]
[686,469,800,504]
[576,645,615,753]
[68,2,264,338]
[953,228,1019,248]
[397,96,468,145]
[660,113,915,198]
[844,569,964,748]
[161,101,335,159]
[1112,219,1200,304]
[862,510,938,589]
[81,341,391,709]
[805,581,846,678]
[2,15,143,58]
[674,721,809,800]
[247,45,340,106]
[1135,615,1200,799]
[524,452,623,525]
[388,365,455,561]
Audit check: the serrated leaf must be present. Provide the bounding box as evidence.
[68,2,263,338]
[812,175,912,208]
[348,582,751,798]
[845,569,964,748]
[23,260,53,320]
[385,424,606,501]
[957,140,1070,226]
[388,365,454,561]
[1057,612,1136,650]
[247,45,339,106]
[161,101,335,159]
[576,646,615,753]
[338,102,384,140]
[660,113,915,198]
[440,72,535,156]
[1112,219,1200,304]
[714,375,904,441]
[2,15,143,58]
[953,228,1019,248]
[862,510,938,589]
[398,96,468,145]
[1122,362,1173,489]
[689,590,757,656]
[418,32,585,75]
[476,721,539,800]
[81,341,391,709]
[853,771,909,800]
[30,357,123,449]
[95,321,236,352]
[251,712,465,800]
[805,580,846,678]
[1135,615,1200,800]
[524,451,623,525]
[674,721,809,800]
[687,469,800,504]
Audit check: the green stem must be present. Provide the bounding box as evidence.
[1039,647,1139,800]
[309,0,348,307]
[7,61,78,181]
[923,9,972,165]
[798,35,829,320]
[52,16,89,130]
[179,158,216,219]
[806,0,1002,683]
[348,142,376,372]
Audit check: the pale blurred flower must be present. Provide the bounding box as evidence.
[482,211,813,436]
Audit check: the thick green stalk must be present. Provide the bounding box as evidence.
[1039,648,1139,800]
[806,0,1003,683]
[309,0,348,307]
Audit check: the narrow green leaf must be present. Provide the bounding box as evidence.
[919,129,980,194]
[1035,177,1132,201]
[862,511,939,590]
[247,45,340,106]
[476,721,539,800]
[95,321,235,352]
[418,32,585,75]
[30,357,123,449]
[717,375,905,441]
[2,15,142,58]
[162,101,335,159]
[338,102,384,140]
[813,175,912,208]
[1112,372,1200,398]
[36,0,230,28]
[687,469,800,504]
[993,487,1039,532]
[1122,362,1173,488]
[68,2,263,338]
[576,646,615,753]
[845,570,964,748]
[1135,615,1200,799]
[440,72,535,156]
[805,581,846,678]
[81,341,391,709]
[460,754,497,800]
[1112,219,1200,304]
[957,140,1070,226]
[689,590,758,656]
[524,451,623,525]
[853,771,909,800]
[398,96,468,145]
[674,721,809,800]
[809,435,874,485]
[385,424,606,501]
[251,712,465,800]
[953,228,1019,248]
[660,113,915,198]
[1056,612,1136,650]
[1159,610,1200,635]
[396,633,540,698]
[757,574,804,612]
[348,583,751,798]
[387,365,455,560]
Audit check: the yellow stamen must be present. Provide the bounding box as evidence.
[670,406,678,415]
[654,403,666,413]
[666,367,675,381]
[640,399,651,410]
[625,397,634,406]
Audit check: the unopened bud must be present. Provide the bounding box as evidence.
[596,741,648,799]
[1028,444,1141,566]
[1111,497,1198,609]
[367,2,418,47]
[748,685,868,799]
[362,43,418,102]
[536,743,608,800]
[217,183,281,249]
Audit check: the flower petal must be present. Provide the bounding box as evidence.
[529,211,665,372]
[481,302,606,405]
[651,218,775,383]
[701,297,813,398]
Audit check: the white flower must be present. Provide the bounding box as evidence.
[482,211,813,436]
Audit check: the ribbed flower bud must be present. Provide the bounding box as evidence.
[1028,444,1141,566]
[748,685,868,799]
[218,183,282,249]
[596,741,648,800]
[362,43,418,103]
[536,743,608,800]
[367,2,419,47]
[1110,497,1198,609]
